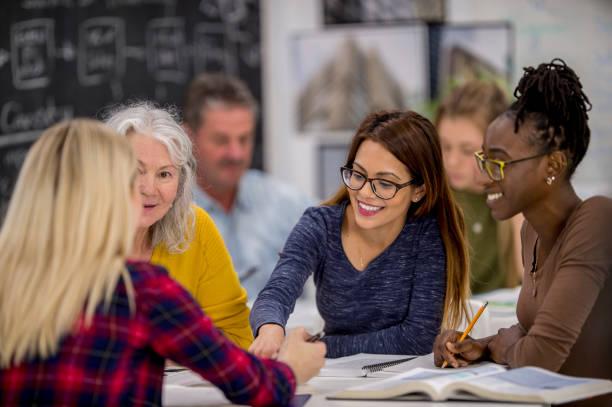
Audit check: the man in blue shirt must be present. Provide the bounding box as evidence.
[183,73,313,299]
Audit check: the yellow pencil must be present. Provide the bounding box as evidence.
[441,301,488,368]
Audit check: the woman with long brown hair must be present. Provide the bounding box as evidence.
[250,110,470,358]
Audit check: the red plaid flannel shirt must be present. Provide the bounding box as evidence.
[0,261,296,406]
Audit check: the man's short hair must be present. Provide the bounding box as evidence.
[183,73,258,130]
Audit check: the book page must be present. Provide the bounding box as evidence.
[334,364,505,400]
[492,368,590,389]
[424,365,506,394]
[320,353,416,377]
[369,352,504,378]
[457,366,612,403]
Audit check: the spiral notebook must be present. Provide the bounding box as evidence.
[319,353,417,377]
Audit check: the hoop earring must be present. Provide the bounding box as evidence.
[546,175,556,185]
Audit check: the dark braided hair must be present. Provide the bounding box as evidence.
[509,58,592,177]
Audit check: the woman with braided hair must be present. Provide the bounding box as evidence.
[433,59,612,406]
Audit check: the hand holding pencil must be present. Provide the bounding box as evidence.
[433,301,489,368]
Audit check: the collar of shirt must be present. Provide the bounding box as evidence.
[193,171,259,215]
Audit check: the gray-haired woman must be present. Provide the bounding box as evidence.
[105,102,253,349]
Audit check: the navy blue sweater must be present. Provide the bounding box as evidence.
[250,202,447,358]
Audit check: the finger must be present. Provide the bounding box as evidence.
[259,347,274,358]
[434,352,444,367]
[442,344,460,368]
[248,341,260,354]
[460,347,483,361]
[457,359,469,368]
[434,342,448,367]
[451,339,476,353]
[443,330,462,343]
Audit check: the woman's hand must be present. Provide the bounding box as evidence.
[433,329,489,368]
[248,324,285,358]
[488,324,525,364]
[277,327,326,385]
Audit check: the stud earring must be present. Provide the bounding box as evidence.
[546,175,556,185]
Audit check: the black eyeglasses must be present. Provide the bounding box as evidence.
[340,166,419,200]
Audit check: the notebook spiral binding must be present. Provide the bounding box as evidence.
[361,357,415,373]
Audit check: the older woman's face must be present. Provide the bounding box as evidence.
[129,132,179,230]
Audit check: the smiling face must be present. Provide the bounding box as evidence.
[347,139,424,233]
[129,132,180,231]
[438,116,487,193]
[482,115,550,220]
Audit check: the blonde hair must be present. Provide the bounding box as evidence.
[0,119,137,367]
[104,102,196,252]
[323,111,470,330]
[435,80,509,133]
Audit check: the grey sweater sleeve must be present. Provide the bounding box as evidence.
[250,208,324,335]
[322,218,447,357]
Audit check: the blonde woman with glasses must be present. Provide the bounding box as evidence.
[105,102,253,349]
[0,119,324,406]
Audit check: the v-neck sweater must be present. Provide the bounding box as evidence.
[250,202,447,358]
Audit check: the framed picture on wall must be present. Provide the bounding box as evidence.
[433,22,514,95]
[292,24,429,134]
[318,142,350,200]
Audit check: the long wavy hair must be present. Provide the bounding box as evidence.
[105,102,196,252]
[0,119,137,367]
[323,111,470,329]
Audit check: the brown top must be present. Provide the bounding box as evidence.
[503,196,612,404]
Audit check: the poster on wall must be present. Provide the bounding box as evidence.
[292,24,429,134]
[318,143,350,199]
[434,22,514,95]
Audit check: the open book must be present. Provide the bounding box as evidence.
[330,364,612,404]
[320,353,417,377]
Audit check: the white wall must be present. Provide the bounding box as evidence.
[446,0,612,197]
[262,0,321,197]
[263,0,612,199]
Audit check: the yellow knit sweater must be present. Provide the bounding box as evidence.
[151,206,253,349]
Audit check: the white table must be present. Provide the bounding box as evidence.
[163,375,545,406]
[167,289,526,405]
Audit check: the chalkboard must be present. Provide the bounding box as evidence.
[0,0,261,217]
